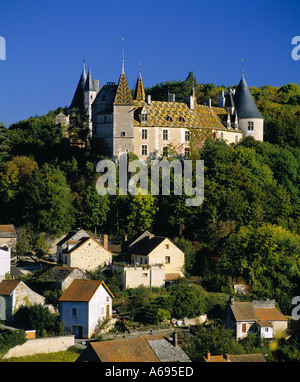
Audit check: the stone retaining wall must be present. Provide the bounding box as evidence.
[3,335,74,359]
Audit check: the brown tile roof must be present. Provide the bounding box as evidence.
[254,308,287,322]
[0,225,17,237]
[59,279,114,302]
[88,337,160,362]
[165,273,181,281]
[204,353,266,362]
[0,280,20,295]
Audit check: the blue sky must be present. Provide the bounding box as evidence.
[0,0,299,127]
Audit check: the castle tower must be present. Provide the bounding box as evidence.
[233,74,264,141]
[68,60,87,113]
[112,53,134,157]
[83,63,97,137]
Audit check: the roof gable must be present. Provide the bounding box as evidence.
[67,237,113,256]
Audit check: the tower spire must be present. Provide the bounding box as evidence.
[121,37,125,74]
[134,61,145,101]
[241,58,245,78]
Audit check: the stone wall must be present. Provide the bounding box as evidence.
[3,335,75,359]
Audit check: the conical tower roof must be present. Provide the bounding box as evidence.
[134,69,145,101]
[84,63,95,92]
[69,61,87,109]
[234,75,262,119]
[114,72,133,105]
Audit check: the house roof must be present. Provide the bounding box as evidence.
[254,308,287,322]
[204,353,266,362]
[130,236,166,256]
[59,279,114,302]
[0,225,17,238]
[78,334,190,362]
[230,302,259,322]
[69,62,87,110]
[66,237,113,256]
[0,280,20,295]
[57,229,90,247]
[87,337,160,362]
[42,266,84,282]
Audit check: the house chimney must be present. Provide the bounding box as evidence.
[218,90,225,108]
[207,352,211,360]
[224,354,231,362]
[173,331,178,348]
[103,234,109,250]
[230,296,234,305]
[206,98,211,109]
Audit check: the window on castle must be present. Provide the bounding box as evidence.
[185,130,190,141]
[162,146,168,157]
[167,116,173,122]
[163,129,168,140]
[102,95,106,102]
[180,116,186,122]
[141,113,148,123]
[248,121,254,131]
[121,131,126,137]
[142,145,148,156]
[142,129,148,139]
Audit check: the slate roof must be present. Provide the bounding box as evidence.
[234,75,263,119]
[57,229,90,247]
[69,63,87,110]
[59,279,114,302]
[129,236,166,256]
[42,266,84,282]
[84,66,95,92]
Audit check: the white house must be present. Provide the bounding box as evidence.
[0,246,11,280]
[59,279,114,339]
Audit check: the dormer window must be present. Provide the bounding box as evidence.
[167,116,173,122]
[179,116,186,122]
[141,106,148,124]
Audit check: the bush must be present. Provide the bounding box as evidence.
[0,330,27,354]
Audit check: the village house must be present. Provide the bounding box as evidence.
[0,280,45,322]
[0,224,17,248]
[115,231,185,289]
[56,229,90,261]
[76,332,191,362]
[38,266,87,291]
[61,236,112,272]
[59,279,114,338]
[223,297,288,340]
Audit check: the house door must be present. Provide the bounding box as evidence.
[106,305,110,318]
[72,325,83,339]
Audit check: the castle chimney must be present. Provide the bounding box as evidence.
[147,94,151,105]
[103,234,108,250]
[173,332,178,348]
[168,93,175,103]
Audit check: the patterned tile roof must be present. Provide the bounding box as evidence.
[133,100,241,132]
[134,76,145,102]
[114,73,133,105]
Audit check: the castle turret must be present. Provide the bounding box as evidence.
[83,63,97,137]
[68,60,87,112]
[112,54,134,157]
[233,74,264,141]
[134,64,145,102]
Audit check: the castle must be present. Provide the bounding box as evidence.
[60,58,263,158]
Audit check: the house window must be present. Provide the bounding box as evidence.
[165,244,169,249]
[106,296,109,302]
[121,131,126,137]
[165,256,170,264]
[185,130,190,141]
[72,307,77,317]
[142,273,148,277]
[142,129,148,139]
[184,147,190,159]
[242,323,247,333]
[235,135,239,143]
[162,146,168,157]
[265,327,269,332]
[248,121,254,131]
[141,145,148,156]
[163,129,168,140]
